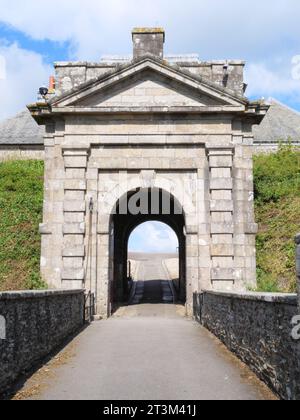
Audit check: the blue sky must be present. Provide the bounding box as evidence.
[0,0,300,252]
[1,0,300,120]
[128,222,179,253]
[0,23,70,64]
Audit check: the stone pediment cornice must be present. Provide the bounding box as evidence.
[28,56,269,123]
[49,55,248,109]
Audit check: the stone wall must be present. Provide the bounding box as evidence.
[253,142,300,154]
[0,289,85,394]
[38,111,259,318]
[54,60,246,97]
[0,145,44,161]
[31,28,265,318]
[194,290,300,400]
[1,141,298,161]
[2,141,299,161]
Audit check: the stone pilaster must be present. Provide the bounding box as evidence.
[62,149,89,290]
[39,123,65,288]
[207,146,235,291]
[232,131,257,290]
[185,227,199,317]
[85,167,99,301]
[196,164,211,292]
[97,229,111,319]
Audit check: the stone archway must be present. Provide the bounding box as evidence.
[109,188,186,312]
[29,27,266,322]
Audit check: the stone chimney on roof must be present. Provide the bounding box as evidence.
[132,27,165,60]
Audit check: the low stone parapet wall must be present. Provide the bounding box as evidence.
[194,290,300,400]
[0,145,44,161]
[0,289,85,394]
[253,142,300,154]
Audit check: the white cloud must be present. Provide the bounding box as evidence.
[128,222,179,253]
[0,53,6,79]
[1,0,300,60]
[1,0,300,118]
[245,61,300,102]
[0,42,51,119]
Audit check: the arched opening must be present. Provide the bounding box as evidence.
[109,188,186,312]
[128,221,179,304]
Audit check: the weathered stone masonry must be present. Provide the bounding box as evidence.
[29,28,268,318]
[194,290,300,400]
[0,290,84,394]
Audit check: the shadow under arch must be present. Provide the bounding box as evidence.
[109,187,186,312]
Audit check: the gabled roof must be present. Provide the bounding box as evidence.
[49,55,249,110]
[0,109,44,145]
[253,99,300,143]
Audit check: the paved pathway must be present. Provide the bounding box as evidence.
[15,257,276,400]
[129,257,174,305]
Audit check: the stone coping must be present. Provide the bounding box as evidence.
[0,144,44,148]
[0,289,85,301]
[54,60,246,67]
[202,290,298,305]
[254,141,300,145]
[132,27,165,34]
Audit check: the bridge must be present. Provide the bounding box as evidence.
[28,27,268,320]
[0,244,299,400]
[1,255,278,400]
[0,28,299,401]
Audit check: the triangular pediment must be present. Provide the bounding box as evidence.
[79,75,222,107]
[51,57,247,111]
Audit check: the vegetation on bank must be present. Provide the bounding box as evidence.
[254,145,300,292]
[0,160,46,291]
[0,146,299,293]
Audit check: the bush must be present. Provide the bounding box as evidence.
[254,143,300,205]
[0,160,46,291]
[254,145,300,293]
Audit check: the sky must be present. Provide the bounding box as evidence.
[0,0,300,120]
[128,222,179,253]
[0,0,300,252]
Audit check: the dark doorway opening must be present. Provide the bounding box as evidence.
[109,188,186,312]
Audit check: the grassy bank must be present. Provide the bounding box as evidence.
[254,145,300,292]
[0,160,45,291]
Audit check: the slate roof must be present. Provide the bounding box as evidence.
[253,99,300,143]
[0,109,44,145]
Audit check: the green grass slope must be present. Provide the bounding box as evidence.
[0,160,46,291]
[254,145,300,293]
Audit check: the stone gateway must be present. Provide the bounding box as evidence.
[28,28,267,318]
